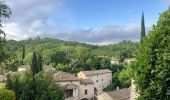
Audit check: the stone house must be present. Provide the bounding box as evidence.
[110,58,119,65]
[53,72,80,100]
[124,58,136,65]
[77,69,112,93]
[17,65,30,72]
[53,69,112,100]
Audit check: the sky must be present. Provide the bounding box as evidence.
[3,0,170,45]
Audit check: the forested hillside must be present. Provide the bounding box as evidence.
[2,38,139,72]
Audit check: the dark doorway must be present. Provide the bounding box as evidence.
[81,98,88,100]
[94,87,98,95]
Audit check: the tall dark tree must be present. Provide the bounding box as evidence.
[31,51,38,75]
[6,74,13,89]
[37,54,43,72]
[22,45,25,65]
[140,12,145,43]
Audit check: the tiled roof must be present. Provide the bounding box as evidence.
[81,69,112,76]
[53,72,79,82]
[62,83,78,90]
[80,78,94,84]
[107,88,131,100]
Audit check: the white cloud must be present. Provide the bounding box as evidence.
[3,0,152,45]
[3,23,28,40]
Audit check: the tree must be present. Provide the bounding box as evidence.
[22,45,25,65]
[37,54,43,72]
[0,1,12,71]
[132,7,170,99]
[6,72,64,100]
[0,88,16,100]
[140,12,145,43]
[31,51,38,75]
[6,74,13,90]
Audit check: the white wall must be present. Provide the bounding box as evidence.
[18,67,27,72]
[78,72,112,92]
[86,73,112,92]
[80,83,94,100]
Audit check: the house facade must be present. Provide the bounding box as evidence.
[77,69,112,93]
[53,72,80,100]
[53,69,112,100]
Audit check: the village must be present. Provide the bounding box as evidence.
[1,0,170,100]
[0,58,137,100]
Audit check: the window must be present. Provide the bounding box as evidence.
[96,80,98,83]
[85,89,88,95]
[65,89,73,98]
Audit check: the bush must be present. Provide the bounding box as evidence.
[0,89,16,100]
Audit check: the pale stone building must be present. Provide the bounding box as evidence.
[17,65,30,72]
[124,58,136,65]
[53,72,80,100]
[77,69,112,93]
[53,69,112,100]
[110,58,119,65]
[79,79,94,100]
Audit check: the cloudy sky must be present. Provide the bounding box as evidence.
[3,0,170,45]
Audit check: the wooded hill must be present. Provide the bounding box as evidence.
[2,38,139,72]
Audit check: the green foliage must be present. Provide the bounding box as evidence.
[0,1,12,73]
[6,72,64,100]
[0,88,16,100]
[30,52,43,75]
[31,51,38,75]
[103,83,117,92]
[132,7,170,100]
[37,54,43,72]
[3,38,138,70]
[22,45,25,65]
[118,66,131,87]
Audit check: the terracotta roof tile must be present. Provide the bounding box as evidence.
[81,69,112,76]
[62,83,78,90]
[80,79,94,84]
[107,88,130,100]
[53,72,79,82]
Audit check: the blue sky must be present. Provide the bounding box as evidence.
[4,0,170,45]
[56,0,169,29]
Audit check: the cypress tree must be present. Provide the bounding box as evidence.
[6,74,13,89]
[37,54,43,72]
[31,51,37,75]
[22,45,25,65]
[140,12,145,43]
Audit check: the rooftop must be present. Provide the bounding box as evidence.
[107,87,131,100]
[80,78,94,84]
[62,83,78,90]
[80,69,112,76]
[53,72,79,82]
